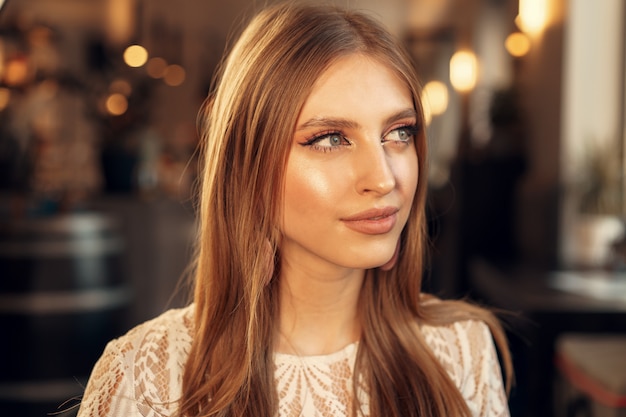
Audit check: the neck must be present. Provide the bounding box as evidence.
[276,263,364,356]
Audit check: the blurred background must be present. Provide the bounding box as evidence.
[0,0,624,416]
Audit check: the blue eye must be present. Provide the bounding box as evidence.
[396,128,411,141]
[301,132,351,151]
[383,125,418,144]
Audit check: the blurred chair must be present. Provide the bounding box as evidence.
[555,334,626,417]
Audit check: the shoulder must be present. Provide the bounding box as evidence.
[421,319,510,416]
[112,305,195,377]
[421,319,492,383]
[421,320,493,355]
[123,304,195,353]
[117,304,195,395]
[79,305,195,417]
[417,295,498,374]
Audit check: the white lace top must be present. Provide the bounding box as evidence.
[77,305,509,417]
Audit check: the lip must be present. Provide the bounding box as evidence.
[341,207,399,235]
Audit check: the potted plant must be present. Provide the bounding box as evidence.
[573,140,624,268]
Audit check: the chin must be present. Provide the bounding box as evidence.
[345,250,397,270]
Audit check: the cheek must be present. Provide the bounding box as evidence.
[396,150,419,199]
[283,156,339,218]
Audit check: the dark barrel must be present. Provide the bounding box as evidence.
[0,212,131,416]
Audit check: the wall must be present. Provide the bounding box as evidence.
[514,0,566,266]
[559,0,626,267]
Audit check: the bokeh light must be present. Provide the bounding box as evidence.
[517,0,548,35]
[163,64,186,86]
[4,57,29,86]
[505,32,531,57]
[123,45,148,68]
[146,57,168,79]
[0,87,10,111]
[422,81,449,116]
[106,93,128,116]
[449,50,478,93]
[109,78,132,96]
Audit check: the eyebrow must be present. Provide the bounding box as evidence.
[295,108,419,132]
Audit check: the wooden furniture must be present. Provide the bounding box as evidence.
[469,260,626,417]
[555,334,626,417]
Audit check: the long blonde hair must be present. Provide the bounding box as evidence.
[182,3,512,416]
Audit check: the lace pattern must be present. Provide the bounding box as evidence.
[274,343,360,417]
[77,305,509,417]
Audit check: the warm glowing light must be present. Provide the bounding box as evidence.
[28,26,53,47]
[163,64,186,86]
[109,78,132,96]
[146,57,168,78]
[123,45,148,68]
[450,51,477,93]
[517,0,547,35]
[0,87,10,111]
[107,0,134,45]
[0,41,5,80]
[506,32,531,57]
[422,81,449,116]
[106,93,128,115]
[422,100,433,126]
[4,57,29,86]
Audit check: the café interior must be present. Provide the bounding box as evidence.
[0,0,624,416]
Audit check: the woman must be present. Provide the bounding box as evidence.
[78,3,512,417]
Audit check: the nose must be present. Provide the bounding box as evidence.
[354,142,396,195]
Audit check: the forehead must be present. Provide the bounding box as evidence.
[297,53,414,123]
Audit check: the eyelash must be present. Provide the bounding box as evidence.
[300,124,419,152]
[301,131,350,152]
[383,124,419,144]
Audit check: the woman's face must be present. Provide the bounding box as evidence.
[281,53,419,273]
